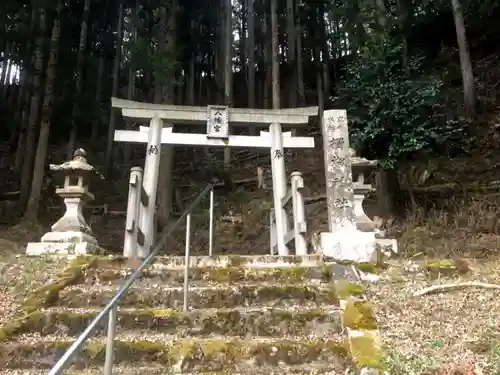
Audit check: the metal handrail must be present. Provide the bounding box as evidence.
[48,183,214,375]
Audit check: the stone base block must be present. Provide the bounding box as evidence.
[26,241,103,256]
[41,231,97,244]
[320,230,377,263]
[320,231,398,263]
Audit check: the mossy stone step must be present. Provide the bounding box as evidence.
[0,364,349,374]
[90,254,338,269]
[90,265,334,286]
[12,306,342,338]
[57,284,340,309]
[1,338,350,372]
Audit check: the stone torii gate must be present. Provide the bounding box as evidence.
[111,98,318,257]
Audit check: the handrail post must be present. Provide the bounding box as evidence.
[103,306,118,375]
[208,188,214,256]
[124,167,143,257]
[183,212,192,312]
[291,172,307,255]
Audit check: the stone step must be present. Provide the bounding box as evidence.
[89,254,339,270]
[1,336,350,372]
[16,306,342,338]
[57,283,340,310]
[90,264,334,286]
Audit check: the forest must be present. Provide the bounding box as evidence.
[0,0,499,228]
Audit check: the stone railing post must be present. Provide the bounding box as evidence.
[269,171,309,256]
[291,172,307,255]
[124,167,143,257]
[269,208,276,255]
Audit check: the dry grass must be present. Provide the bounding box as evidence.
[369,195,500,374]
[397,194,500,258]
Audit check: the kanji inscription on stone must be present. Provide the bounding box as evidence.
[206,105,229,139]
[147,145,159,155]
[328,137,344,148]
[321,110,356,232]
[274,149,283,159]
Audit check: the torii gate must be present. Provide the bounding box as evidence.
[111,97,318,257]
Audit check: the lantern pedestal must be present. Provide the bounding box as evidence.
[25,240,101,256]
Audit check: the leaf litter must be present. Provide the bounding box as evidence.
[364,257,500,374]
[0,236,67,326]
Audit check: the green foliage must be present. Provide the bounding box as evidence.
[151,47,178,85]
[335,37,468,169]
[123,37,150,70]
[124,36,178,85]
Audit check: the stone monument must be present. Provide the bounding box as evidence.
[26,149,103,256]
[319,110,397,262]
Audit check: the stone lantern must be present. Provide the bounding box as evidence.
[349,148,378,234]
[26,149,104,256]
[349,148,398,257]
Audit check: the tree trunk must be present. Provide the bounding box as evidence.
[124,0,139,164]
[375,170,401,218]
[318,3,330,101]
[315,47,324,117]
[91,54,105,148]
[375,0,387,28]
[239,3,246,81]
[286,0,296,108]
[0,3,5,69]
[14,75,29,173]
[223,0,233,166]
[16,84,32,174]
[187,20,196,105]
[104,0,124,172]
[396,0,410,68]
[67,0,91,159]
[0,41,11,97]
[215,0,225,105]
[262,0,271,109]
[19,7,48,211]
[270,0,279,109]
[246,0,255,109]
[372,0,401,215]
[451,0,476,117]
[295,0,305,106]
[23,0,64,222]
[15,6,37,172]
[3,42,14,95]
[13,68,27,167]
[90,0,110,148]
[155,0,177,232]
